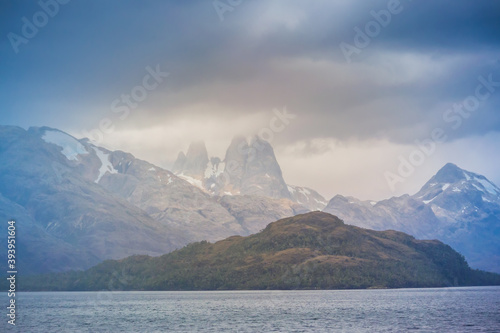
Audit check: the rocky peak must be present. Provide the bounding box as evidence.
[178,141,209,177]
[244,136,282,177]
[234,136,289,199]
[171,135,311,202]
[172,151,186,174]
[432,163,468,184]
[415,163,500,204]
[222,136,249,185]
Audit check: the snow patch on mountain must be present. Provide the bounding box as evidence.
[475,177,499,195]
[204,161,225,179]
[42,130,88,161]
[287,184,327,211]
[315,198,328,206]
[423,195,438,204]
[472,184,483,192]
[299,187,311,196]
[442,184,450,191]
[92,147,117,183]
[178,173,203,189]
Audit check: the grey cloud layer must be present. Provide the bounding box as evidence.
[2,0,500,144]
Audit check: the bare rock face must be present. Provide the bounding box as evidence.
[182,141,209,177]
[172,136,327,205]
[238,136,291,199]
[222,136,248,186]
[172,151,186,174]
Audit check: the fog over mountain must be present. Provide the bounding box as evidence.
[2,0,499,200]
[0,125,498,274]
[0,126,315,273]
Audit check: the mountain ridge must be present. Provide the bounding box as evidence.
[324,163,500,273]
[19,212,500,291]
[1,124,498,276]
[0,126,315,274]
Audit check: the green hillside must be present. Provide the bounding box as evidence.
[20,212,500,290]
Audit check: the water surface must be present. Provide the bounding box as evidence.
[2,287,499,332]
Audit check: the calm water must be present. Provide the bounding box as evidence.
[2,287,499,332]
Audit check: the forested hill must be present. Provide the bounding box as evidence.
[20,212,500,291]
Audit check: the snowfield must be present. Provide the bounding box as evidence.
[42,130,88,161]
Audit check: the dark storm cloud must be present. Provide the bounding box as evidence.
[1,0,499,144]
[367,0,500,52]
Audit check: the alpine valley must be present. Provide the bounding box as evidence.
[0,125,499,282]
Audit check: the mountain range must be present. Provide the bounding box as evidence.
[0,125,498,275]
[19,212,500,291]
[324,163,500,273]
[0,126,314,274]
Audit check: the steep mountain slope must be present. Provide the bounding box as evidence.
[287,185,328,211]
[22,212,500,291]
[324,163,500,273]
[0,193,100,274]
[414,163,500,223]
[174,141,209,177]
[96,148,246,242]
[0,126,188,273]
[413,163,500,272]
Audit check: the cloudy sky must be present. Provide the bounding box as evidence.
[2,0,500,200]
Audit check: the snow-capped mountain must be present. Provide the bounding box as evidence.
[0,126,310,274]
[324,163,500,273]
[2,125,497,275]
[414,163,500,223]
[0,126,189,274]
[172,136,328,211]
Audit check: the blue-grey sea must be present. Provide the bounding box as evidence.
[2,287,499,332]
